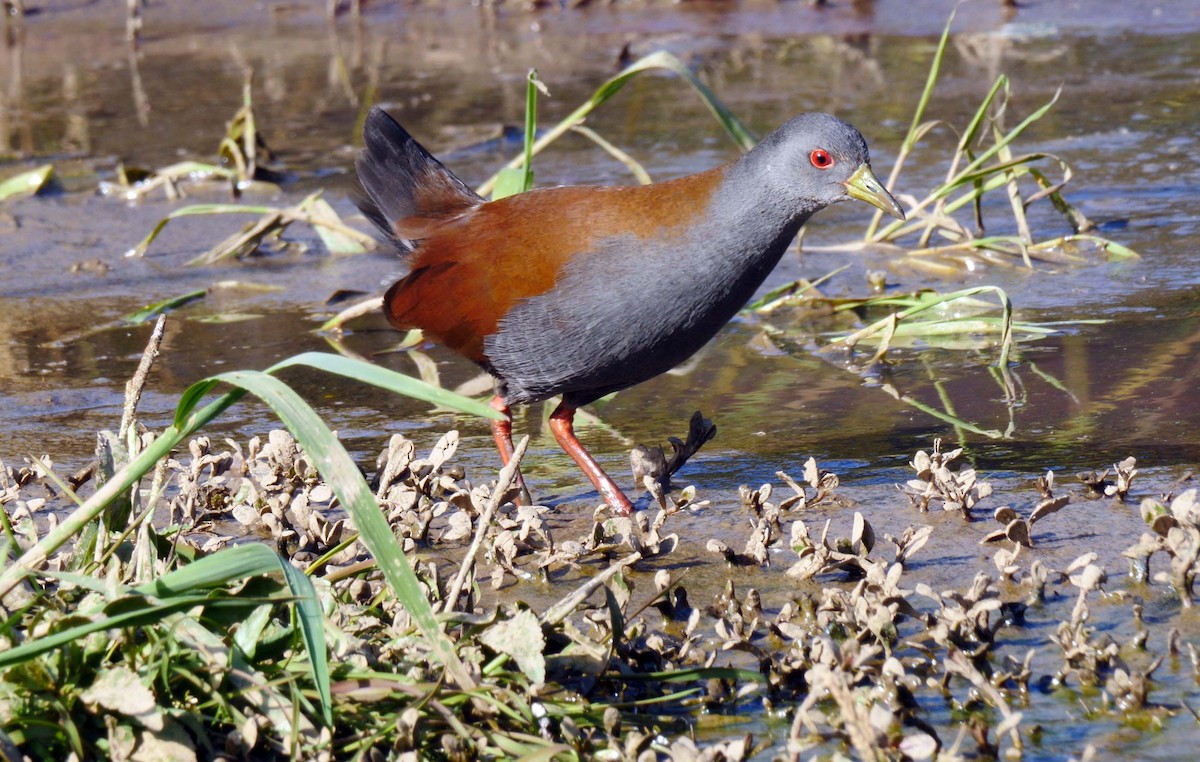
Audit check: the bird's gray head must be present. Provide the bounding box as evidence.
[744,112,904,220]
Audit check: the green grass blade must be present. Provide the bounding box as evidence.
[132,543,291,594]
[900,9,954,159]
[520,70,540,193]
[268,352,504,421]
[952,88,1063,191]
[0,164,54,200]
[885,386,1006,439]
[865,8,954,238]
[477,50,753,197]
[128,203,281,257]
[275,555,332,725]
[954,76,1008,171]
[206,369,474,690]
[154,202,279,216]
[490,68,545,201]
[0,593,220,668]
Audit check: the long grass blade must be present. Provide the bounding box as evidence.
[128,203,279,257]
[477,51,753,197]
[0,592,230,668]
[268,352,503,420]
[491,70,542,200]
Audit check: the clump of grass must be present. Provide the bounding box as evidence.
[0,321,752,759]
[117,74,373,262]
[740,12,1135,442]
[855,10,1137,266]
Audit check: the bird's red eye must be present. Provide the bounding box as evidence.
[810,149,834,169]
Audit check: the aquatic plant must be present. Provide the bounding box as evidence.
[899,438,993,517]
[854,10,1137,267]
[1124,488,1200,607]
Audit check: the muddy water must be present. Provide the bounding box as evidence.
[3,1,1200,758]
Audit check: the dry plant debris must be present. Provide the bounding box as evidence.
[1124,488,1200,607]
[899,438,993,517]
[2,434,1197,760]
[982,470,1070,547]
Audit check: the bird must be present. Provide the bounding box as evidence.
[355,106,903,516]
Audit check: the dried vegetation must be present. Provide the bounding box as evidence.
[4,413,1197,759]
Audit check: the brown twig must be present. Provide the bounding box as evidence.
[119,314,167,441]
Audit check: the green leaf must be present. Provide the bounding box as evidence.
[518,69,541,194]
[122,289,209,325]
[0,164,54,200]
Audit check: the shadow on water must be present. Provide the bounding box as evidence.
[3,1,1200,757]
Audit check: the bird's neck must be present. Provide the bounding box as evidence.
[699,158,816,274]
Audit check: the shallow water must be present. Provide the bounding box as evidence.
[3,1,1200,758]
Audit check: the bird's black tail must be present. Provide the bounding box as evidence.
[354,107,482,253]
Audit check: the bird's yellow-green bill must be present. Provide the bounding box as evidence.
[845,163,904,220]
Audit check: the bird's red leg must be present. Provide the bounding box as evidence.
[488,395,531,504]
[548,402,635,516]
